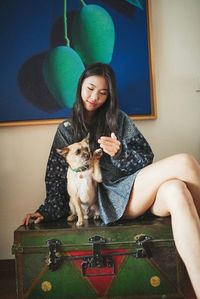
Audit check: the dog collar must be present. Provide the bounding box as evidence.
[70,165,90,173]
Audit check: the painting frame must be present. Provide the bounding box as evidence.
[0,0,157,127]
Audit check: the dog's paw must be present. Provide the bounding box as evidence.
[76,220,84,227]
[93,214,100,220]
[67,214,77,222]
[93,148,103,159]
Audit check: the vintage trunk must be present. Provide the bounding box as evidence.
[12,217,185,299]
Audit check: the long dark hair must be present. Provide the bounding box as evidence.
[72,63,119,150]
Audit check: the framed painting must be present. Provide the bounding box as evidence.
[0,0,156,127]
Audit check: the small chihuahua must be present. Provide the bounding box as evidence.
[57,135,102,227]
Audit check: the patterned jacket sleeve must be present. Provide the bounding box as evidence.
[37,121,73,221]
[111,111,154,175]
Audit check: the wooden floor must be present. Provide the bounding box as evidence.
[0,260,16,299]
[0,260,196,299]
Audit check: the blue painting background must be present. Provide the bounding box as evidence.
[0,0,151,123]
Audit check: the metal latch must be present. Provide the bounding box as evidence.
[46,239,63,271]
[135,234,152,258]
[46,234,152,273]
[82,236,114,276]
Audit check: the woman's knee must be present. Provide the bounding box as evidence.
[173,153,199,172]
[158,179,193,210]
[151,179,193,216]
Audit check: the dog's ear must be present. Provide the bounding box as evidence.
[56,147,69,157]
[84,133,90,144]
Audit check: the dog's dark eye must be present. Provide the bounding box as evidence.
[75,149,81,155]
[84,147,89,152]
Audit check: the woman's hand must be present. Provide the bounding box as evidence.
[23,212,44,226]
[98,132,121,157]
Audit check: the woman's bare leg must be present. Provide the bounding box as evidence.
[151,179,200,298]
[124,153,200,217]
[124,153,200,298]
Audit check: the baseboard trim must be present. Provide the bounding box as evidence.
[0,259,15,278]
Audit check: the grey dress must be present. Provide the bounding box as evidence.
[37,110,154,224]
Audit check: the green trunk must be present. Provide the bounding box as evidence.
[12,217,184,299]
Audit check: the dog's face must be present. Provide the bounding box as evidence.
[57,136,92,169]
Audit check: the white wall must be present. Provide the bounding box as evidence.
[0,0,200,259]
[139,0,200,160]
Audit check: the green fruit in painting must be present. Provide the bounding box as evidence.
[43,46,85,108]
[72,4,115,64]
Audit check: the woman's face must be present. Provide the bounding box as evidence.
[81,75,109,117]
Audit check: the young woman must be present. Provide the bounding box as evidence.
[24,63,200,297]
